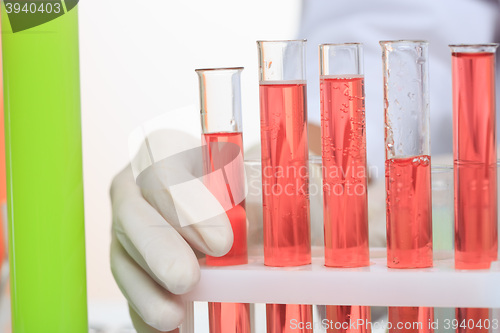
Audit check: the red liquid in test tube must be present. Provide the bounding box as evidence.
[319,43,371,332]
[385,155,433,268]
[266,304,313,333]
[203,132,248,266]
[455,308,489,333]
[209,302,251,333]
[197,68,250,333]
[381,40,433,331]
[320,75,369,267]
[258,40,312,333]
[380,40,433,269]
[259,81,311,267]
[450,43,498,333]
[388,307,434,333]
[451,48,498,270]
[326,305,371,333]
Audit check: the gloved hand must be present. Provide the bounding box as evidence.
[110,127,387,332]
[110,130,234,332]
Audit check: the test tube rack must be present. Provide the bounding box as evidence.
[185,249,500,309]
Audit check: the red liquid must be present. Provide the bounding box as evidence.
[452,52,498,269]
[209,303,251,333]
[456,308,489,333]
[259,82,311,267]
[260,82,312,333]
[386,155,433,268]
[388,307,434,333]
[202,132,247,266]
[320,76,369,267]
[202,132,249,333]
[266,304,313,333]
[326,305,371,333]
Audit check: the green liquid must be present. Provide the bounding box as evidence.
[1,5,88,332]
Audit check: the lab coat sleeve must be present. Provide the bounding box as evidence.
[298,0,500,173]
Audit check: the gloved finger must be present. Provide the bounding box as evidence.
[110,235,184,331]
[111,167,201,294]
[129,129,237,257]
[133,159,234,257]
[129,305,179,333]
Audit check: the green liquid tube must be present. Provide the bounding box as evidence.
[1,3,88,332]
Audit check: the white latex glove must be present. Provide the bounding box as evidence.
[110,130,234,332]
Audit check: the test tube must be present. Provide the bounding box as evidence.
[450,44,498,270]
[1,5,88,332]
[196,67,250,333]
[381,40,433,333]
[388,307,434,333]
[455,308,489,333]
[326,305,371,333]
[450,43,498,332]
[381,40,433,268]
[257,40,312,333]
[319,43,370,333]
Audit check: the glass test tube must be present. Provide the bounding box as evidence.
[381,40,433,269]
[450,44,498,270]
[257,40,312,333]
[320,43,369,267]
[320,43,371,333]
[455,308,489,333]
[450,44,498,332]
[326,305,371,333]
[196,68,250,333]
[1,5,88,332]
[388,307,434,333]
[381,40,433,333]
